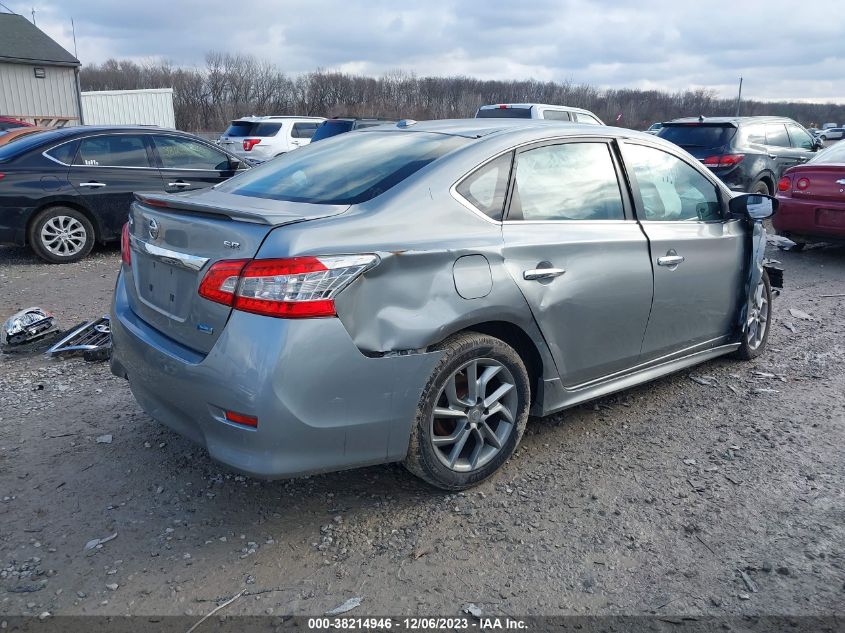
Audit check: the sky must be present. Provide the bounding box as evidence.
[14,0,845,103]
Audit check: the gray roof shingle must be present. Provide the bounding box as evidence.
[0,13,80,66]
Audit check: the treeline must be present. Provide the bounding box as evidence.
[79,52,845,133]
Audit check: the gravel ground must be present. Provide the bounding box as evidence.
[0,240,843,619]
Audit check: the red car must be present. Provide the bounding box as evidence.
[0,116,34,131]
[774,142,845,247]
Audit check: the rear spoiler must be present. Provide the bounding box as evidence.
[133,192,347,226]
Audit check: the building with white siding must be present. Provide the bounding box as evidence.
[0,12,82,127]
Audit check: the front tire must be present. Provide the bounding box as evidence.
[28,206,95,264]
[735,270,772,360]
[404,332,530,491]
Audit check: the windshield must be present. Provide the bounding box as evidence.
[222,121,283,137]
[476,107,532,119]
[310,120,355,142]
[811,141,845,164]
[658,124,736,148]
[217,131,469,205]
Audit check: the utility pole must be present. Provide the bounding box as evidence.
[71,17,78,58]
[735,77,743,117]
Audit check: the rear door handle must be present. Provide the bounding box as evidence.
[79,181,106,188]
[657,255,685,267]
[523,268,566,281]
[167,181,192,188]
[768,154,778,160]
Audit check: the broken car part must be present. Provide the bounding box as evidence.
[47,316,111,358]
[2,307,56,346]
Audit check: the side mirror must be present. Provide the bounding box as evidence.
[729,193,778,221]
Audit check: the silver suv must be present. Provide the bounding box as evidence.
[217,116,326,163]
[476,103,604,124]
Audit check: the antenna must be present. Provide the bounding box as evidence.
[31,6,35,25]
[71,17,78,58]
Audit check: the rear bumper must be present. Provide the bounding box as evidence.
[707,166,751,192]
[0,206,34,246]
[110,270,443,478]
[773,196,845,241]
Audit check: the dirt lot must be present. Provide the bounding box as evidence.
[0,240,843,619]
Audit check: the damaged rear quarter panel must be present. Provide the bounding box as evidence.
[253,164,547,357]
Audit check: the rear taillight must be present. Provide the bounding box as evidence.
[796,177,810,191]
[198,255,379,318]
[0,173,5,181]
[121,222,131,266]
[198,259,249,305]
[777,176,791,192]
[242,138,261,151]
[702,154,745,167]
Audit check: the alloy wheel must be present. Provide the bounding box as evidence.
[746,278,769,350]
[430,358,518,472]
[40,215,87,257]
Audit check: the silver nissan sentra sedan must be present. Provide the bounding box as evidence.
[111,119,778,490]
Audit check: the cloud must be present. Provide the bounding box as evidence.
[20,0,845,101]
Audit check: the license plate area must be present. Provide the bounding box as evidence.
[135,254,197,321]
[816,208,845,229]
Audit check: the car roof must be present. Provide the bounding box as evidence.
[359,118,656,142]
[477,103,597,116]
[666,116,796,126]
[233,116,325,122]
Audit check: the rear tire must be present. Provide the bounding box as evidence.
[750,179,771,196]
[28,206,95,264]
[404,332,530,491]
[734,270,772,360]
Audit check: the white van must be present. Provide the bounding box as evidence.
[217,116,326,163]
[475,103,604,125]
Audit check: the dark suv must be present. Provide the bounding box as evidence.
[657,116,823,195]
[310,118,395,143]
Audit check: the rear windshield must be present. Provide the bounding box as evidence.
[310,120,355,142]
[476,107,532,119]
[658,124,736,149]
[223,121,282,137]
[812,141,845,165]
[0,129,70,163]
[218,131,469,205]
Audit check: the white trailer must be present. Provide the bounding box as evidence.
[80,88,176,128]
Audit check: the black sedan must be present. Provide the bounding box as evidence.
[0,126,249,263]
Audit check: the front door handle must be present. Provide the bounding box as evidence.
[523,268,566,281]
[768,154,778,160]
[657,255,685,267]
[79,181,106,188]
[167,181,192,188]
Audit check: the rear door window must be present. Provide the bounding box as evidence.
[73,135,152,168]
[291,122,320,139]
[764,124,790,148]
[153,135,231,170]
[541,110,571,121]
[455,153,513,220]
[507,142,624,221]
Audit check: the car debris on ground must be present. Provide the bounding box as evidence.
[46,316,111,361]
[1,307,57,349]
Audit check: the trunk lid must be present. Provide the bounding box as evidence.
[125,189,347,353]
[787,164,845,203]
